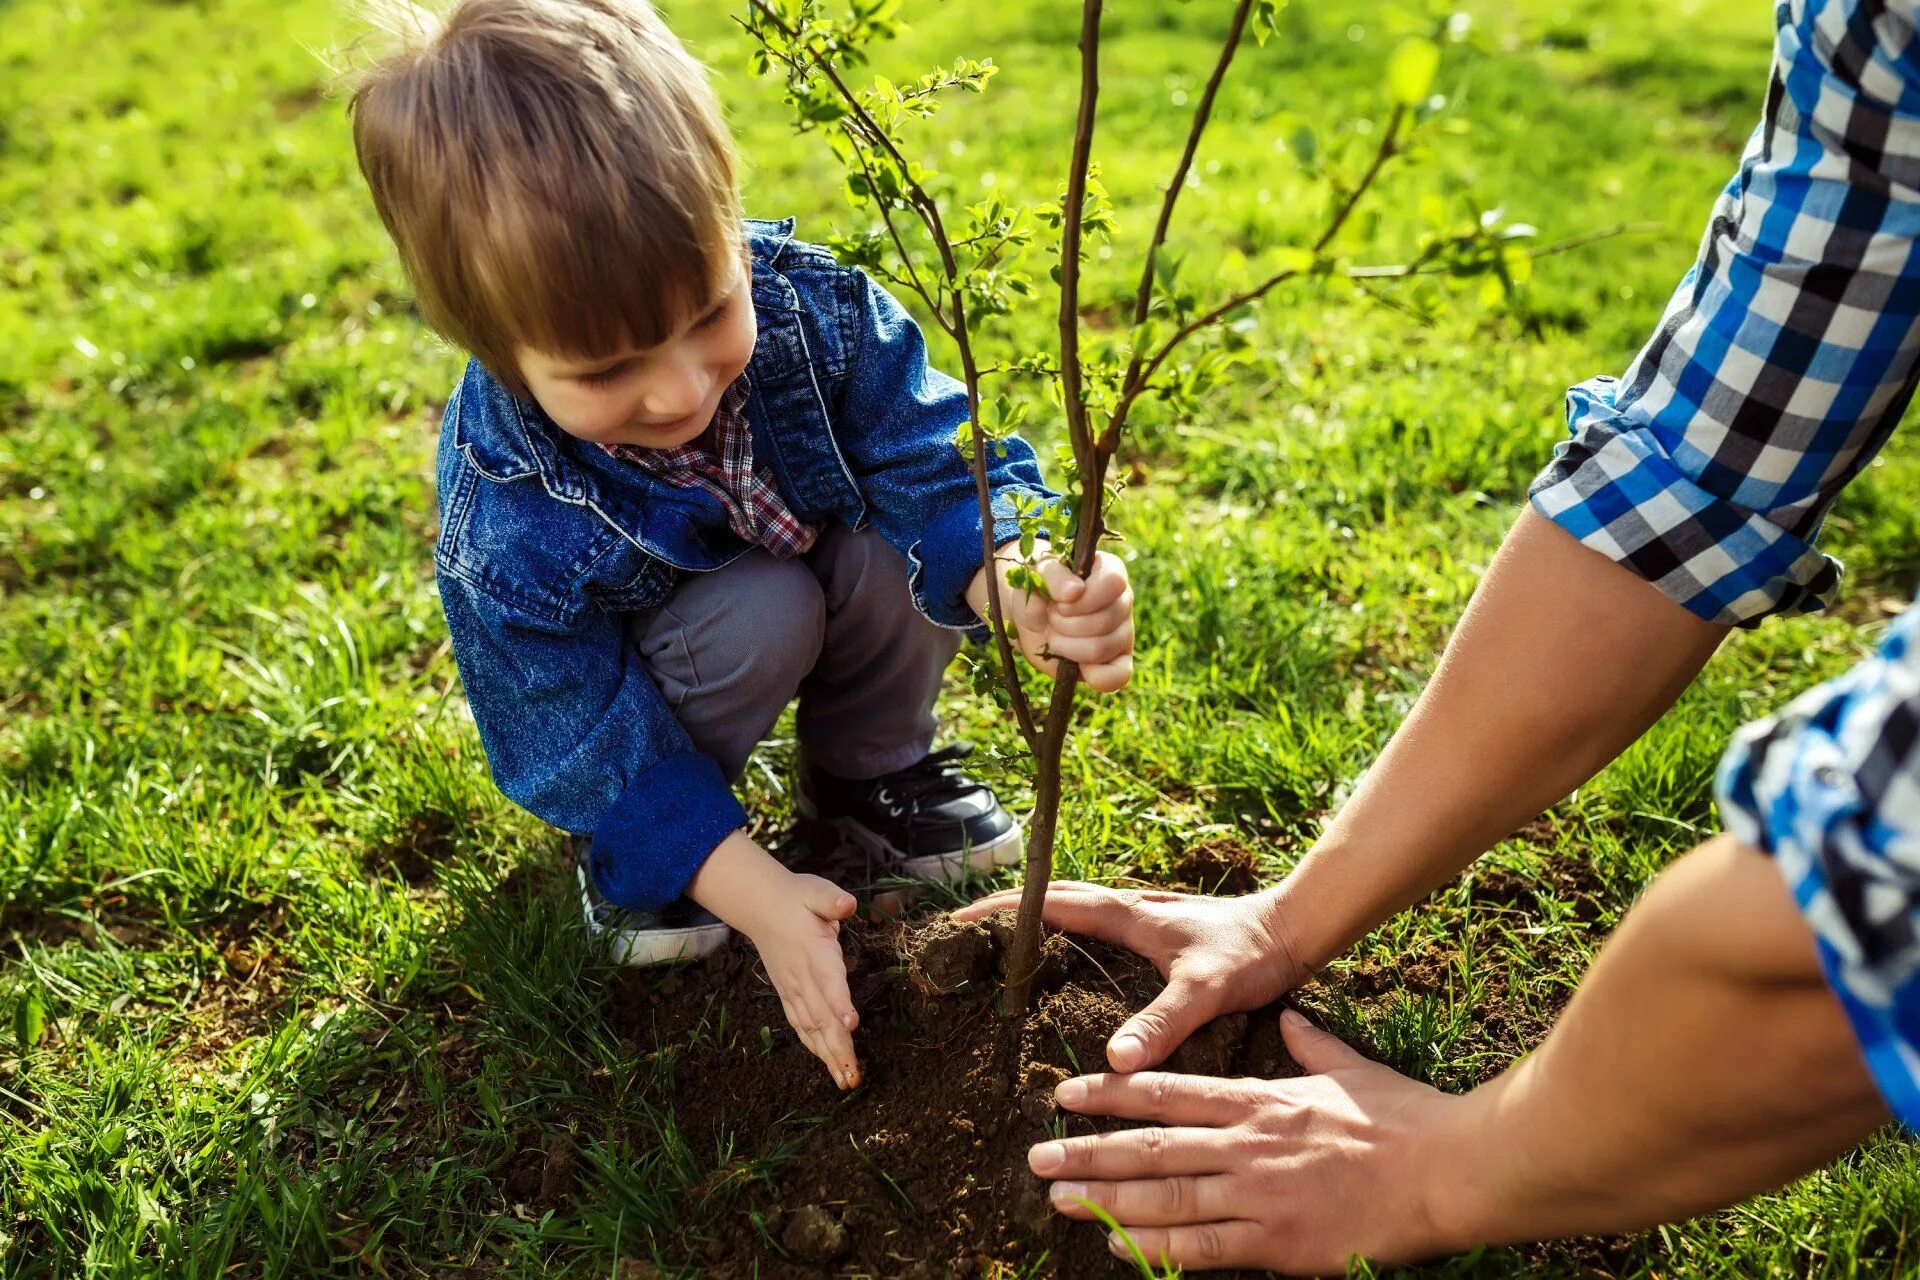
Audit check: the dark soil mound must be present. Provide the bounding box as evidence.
[608,911,1297,1277]
[1169,836,1262,896]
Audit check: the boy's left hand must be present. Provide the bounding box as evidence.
[971,547,1134,693]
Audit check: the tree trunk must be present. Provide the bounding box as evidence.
[999,654,1088,1014]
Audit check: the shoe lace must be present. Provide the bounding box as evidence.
[879,743,990,807]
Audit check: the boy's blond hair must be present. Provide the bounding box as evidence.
[344,0,742,397]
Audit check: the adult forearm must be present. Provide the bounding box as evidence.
[1271,509,1728,968]
[1436,837,1887,1246]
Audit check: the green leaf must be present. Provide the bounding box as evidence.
[14,992,45,1053]
[1502,244,1533,286]
[1287,124,1318,167]
[1249,0,1288,46]
[1271,247,1315,274]
[799,94,850,124]
[1387,37,1440,106]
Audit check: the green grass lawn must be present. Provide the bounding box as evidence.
[4,0,1919,1274]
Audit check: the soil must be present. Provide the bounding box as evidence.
[588,837,1638,1277]
[607,911,1299,1278]
[1167,836,1262,896]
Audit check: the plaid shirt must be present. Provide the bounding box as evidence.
[603,379,821,560]
[1534,0,1920,1125]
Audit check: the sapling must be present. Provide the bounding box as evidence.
[742,0,1576,1014]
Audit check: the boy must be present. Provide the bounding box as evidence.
[346,0,1135,1088]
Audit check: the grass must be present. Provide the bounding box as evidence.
[3,0,1918,1274]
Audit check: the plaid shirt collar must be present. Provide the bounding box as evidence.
[600,379,821,560]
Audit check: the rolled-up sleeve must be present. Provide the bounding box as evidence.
[437,563,747,912]
[1530,0,1920,626]
[1717,602,1920,1125]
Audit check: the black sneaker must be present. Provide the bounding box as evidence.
[567,836,732,966]
[795,744,1022,881]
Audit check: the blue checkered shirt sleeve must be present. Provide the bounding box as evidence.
[1717,603,1920,1126]
[1528,0,1920,626]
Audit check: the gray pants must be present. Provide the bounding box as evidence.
[628,523,962,782]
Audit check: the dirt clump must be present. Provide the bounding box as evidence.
[978,908,1071,987]
[1468,849,1611,923]
[1166,1010,1248,1076]
[504,1132,577,1210]
[1170,836,1262,895]
[781,1206,850,1263]
[901,916,993,996]
[611,909,1293,1277]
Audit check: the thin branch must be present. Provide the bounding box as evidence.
[1107,103,1409,442]
[748,0,1039,743]
[969,221,1028,276]
[1342,221,1661,280]
[956,297,1041,749]
[753,2,964,274]
[1128,0,1255,332]
[974,360,1061,378]
[845,139,951,337]
[862,262,924,295]
[1056,0,1102,510]
[1350,276,1435,325]
[746,6,953,270]
[897,69,976,106]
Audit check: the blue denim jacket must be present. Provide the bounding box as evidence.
[433,217,1056,911]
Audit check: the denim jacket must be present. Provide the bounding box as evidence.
[433,217,1057,911]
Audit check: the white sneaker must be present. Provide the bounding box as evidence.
[573,842,731,966]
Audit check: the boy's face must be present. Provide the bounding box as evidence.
[517,257,757,451]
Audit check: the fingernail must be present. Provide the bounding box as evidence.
[1282,1008,1308,1028]
[1050,1181,1087,1205]
[841,1011,857,1029]
[1109,1033,1143,1069]
[1029,1142,1065,1174]
[1108,1232,1126,1256]
[1054,1078,1087,1107]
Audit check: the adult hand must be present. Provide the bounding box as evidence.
[1030,1009,1471,1274]
[953,881,1309,1070]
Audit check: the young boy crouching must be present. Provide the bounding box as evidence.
[345,0,1135,1087]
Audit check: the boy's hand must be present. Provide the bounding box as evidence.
[969,546,1134,693]
[687,832,862,1089]
[741,875,862,1089]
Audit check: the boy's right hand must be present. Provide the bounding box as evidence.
[687,831,861,1089]
[740,874,862,1089]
